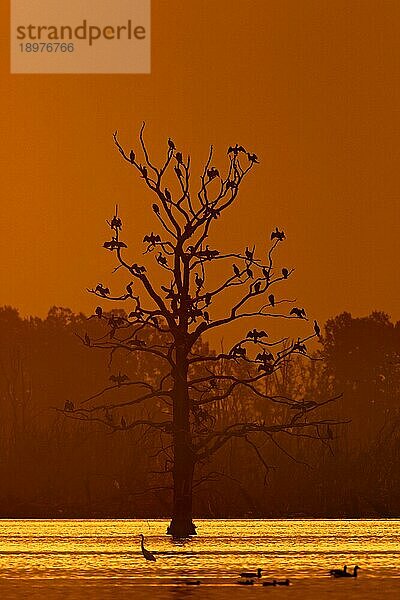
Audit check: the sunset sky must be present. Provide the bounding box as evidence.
[1,0,399,343]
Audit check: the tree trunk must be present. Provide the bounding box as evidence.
[167,344,197,538]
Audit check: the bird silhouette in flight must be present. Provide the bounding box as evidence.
[314,320,321,337]
[268,294,275,307]
[140,534,156,561]
[271,227,285,241]
[109,373,130,387]
[290,307,307,318]
[282,268,289,279]
[64,400,74,412]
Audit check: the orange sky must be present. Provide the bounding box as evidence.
[1,1,399,342]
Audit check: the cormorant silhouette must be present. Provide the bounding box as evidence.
[176,151,183,164]
[263,580,277,587]
[246,329,268,343]
[152,204,160,214]
[268,294,275,306]
[129,150,135,163]
[195,273,204,289]
[282,268,289,278]
[233,264,241,277]
[95,306,103,318]
[314,320,321,337]
[95,284,110,296]
[271,227,285,241]
[168,138,175,150]
[290,307,306,318]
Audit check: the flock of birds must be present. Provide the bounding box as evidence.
[139,534,360,587]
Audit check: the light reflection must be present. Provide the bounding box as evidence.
[0,520,399,599]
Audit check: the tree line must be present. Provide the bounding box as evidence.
[0,305,398,518]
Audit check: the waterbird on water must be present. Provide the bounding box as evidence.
[262,580,277,587]
[240,568,262,578]
[237,579,254,585]
[139,533,156,561]
[329,565,347,577]
[331,565,360,578]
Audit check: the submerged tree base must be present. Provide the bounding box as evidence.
[167,518,197,538]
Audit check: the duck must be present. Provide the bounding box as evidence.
[276,579,290,586]
[185,580,201,586]
[262,580,277,587]
[240,568,262,578]
[329,565,347,577]
[139,533,156,562]
[343,566,360,578]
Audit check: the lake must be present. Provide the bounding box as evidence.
[0,519,399,599]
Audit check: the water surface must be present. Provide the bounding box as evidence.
[0,519,399,599]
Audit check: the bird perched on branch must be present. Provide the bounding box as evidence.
[64,400,74,412]
[228,144,246,155]
[140,534,156,561]
[314,320,321,337]
[95,306,103,319]
[246,329,268,343]
[282,267,289,278]
[143,233,161,246]
[271,227,285,241]
[156,253,168,267]
[109,373,130,387]
[95,284,110,296]
[233,264,241,278]
[229,344,247,358]
[103,238,127,251]
[290,307,307,318]
[247,152,259,163]
[207,167,219,180]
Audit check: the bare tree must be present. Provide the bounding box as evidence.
[69,124,341,537]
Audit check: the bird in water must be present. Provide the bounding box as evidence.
[276,579,290,586]
[240,568,262,578]
[330,565,347,577]
[185,580,201,585]
[340,565,360,578]
[237,579,254,585]
[139,533,156,561]
[262,580,277,587]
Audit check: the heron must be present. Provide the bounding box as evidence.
[139,533,156,562]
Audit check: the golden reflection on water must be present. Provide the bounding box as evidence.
[0,520,399,599]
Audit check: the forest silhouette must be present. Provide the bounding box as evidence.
[0,305,398,519]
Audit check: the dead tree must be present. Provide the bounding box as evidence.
[68,125,341,538]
